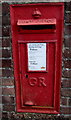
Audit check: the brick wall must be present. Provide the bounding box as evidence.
[60,2,71,117]
[1,1,71,120]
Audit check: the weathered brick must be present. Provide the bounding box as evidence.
[0,26,2,37]
[2,37,11,47]
[61,88,71,97]
[8,112,25,120]
[0,70,2,78]
[8,113,70,120]
[65,25,71,35]
[0,96,2,104]
[64,60,71,69]
[0,38,1,47]
[2,87,15,95]
[62,70,71,78]
[0,78,2,86]
[60,107,71,114]
[2,69,13,77]
[0,49,2,58]
[65,12,71,23]
[0,16,2,25]
[65,2,71,11]
[2,26,10,37]
[2,3,10,16]
[63,48,71,58]
[0,87,2,95]
[0,112,2,120]
[61,97,67,106]
[3,104,15,111]
[0,104,2,112]
[61,79,71,88]
[2,96,14,104]
[64,36,71,47]
[2,59,11,68]
[2,78,14,86]
[2,49,11,58]
[2,14,10,26]
[69,98,71,106]
[0,3,2,16]
[2,112,8,119]
[0,59,2,67]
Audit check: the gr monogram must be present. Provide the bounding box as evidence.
[28,77,46,87]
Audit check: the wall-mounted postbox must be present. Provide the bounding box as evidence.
[10,3,64,113]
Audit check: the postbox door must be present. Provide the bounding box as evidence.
[18,39,57,108]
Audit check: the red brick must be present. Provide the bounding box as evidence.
[65,12,71,23]
[0,87,2,95]
[2,3,10,16]
[0,79,2,86]
[2,78,14,86]
[2,96,14,104]
[0,4,2,16]
[2,49,11,58]
[2,88,15,95]
[0,68,2,76]
[61,88,71,97]
[64,60,71,69]
[2,69,13,77]
[69,98,71,106]
[0,38,2,47]
[65,2,71,11]
[0,112,2,120]
[61,97,67,106]
[3,105,15,111]
[8,113,24,120]
[0,16,2,25]
[64,36,71,48]
[2,37,11,47]
[2,59,11,68]
[60,107,71,114]
[0,96,2,104]
[2,112,8,119]
[62,70,71,78]
[0,59,2,67]
[63,48,71,57]
[0,104,2,111]
[0,26,2,37]
[0,49,2,58]
[2,14,10,26]
[61,79,71,88]
[65,25,71,35]
[2,26,10,37]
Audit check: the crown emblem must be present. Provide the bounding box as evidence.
[32,8,41,19]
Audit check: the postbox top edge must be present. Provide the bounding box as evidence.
[10,2,64,7]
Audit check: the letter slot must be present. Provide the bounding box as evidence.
[17,19,56,33]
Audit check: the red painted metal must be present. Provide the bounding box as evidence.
[17,19,56,26]
[10,3,64,113]
[32,8,41,19]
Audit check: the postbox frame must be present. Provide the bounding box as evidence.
[10,3,64,114]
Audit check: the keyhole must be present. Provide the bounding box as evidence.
[25,74,28,78]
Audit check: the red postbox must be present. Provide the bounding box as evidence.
[10,3,64,113]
